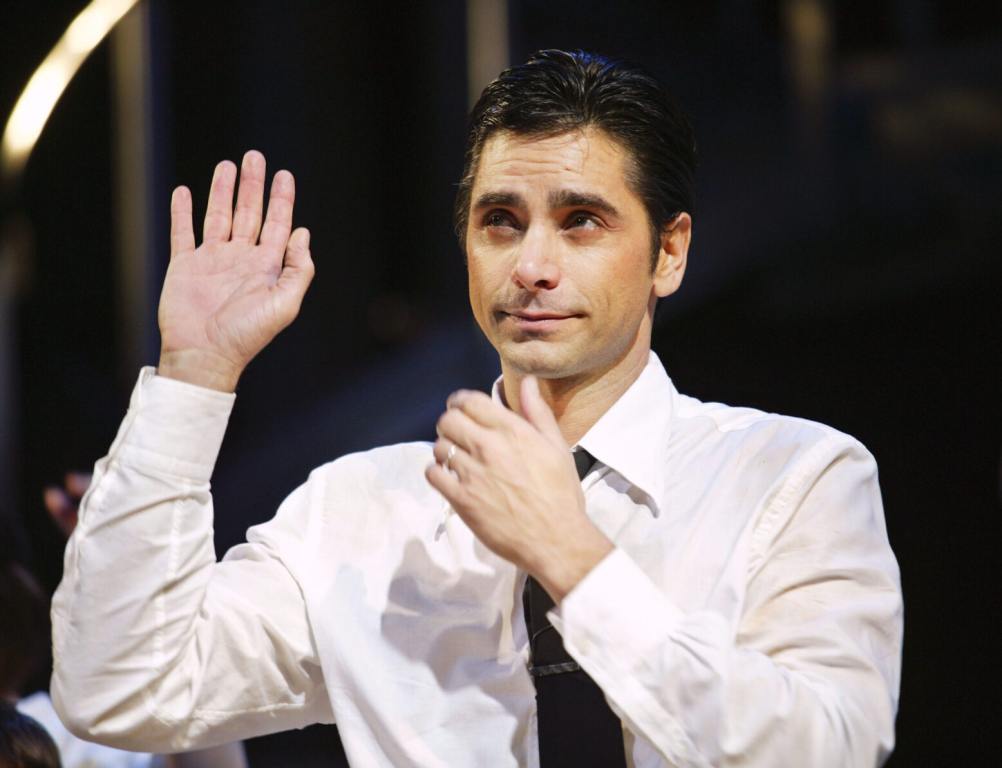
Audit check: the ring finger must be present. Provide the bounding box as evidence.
[433,439,469,478]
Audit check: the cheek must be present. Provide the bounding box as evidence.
[467,256,503,318]
[601,260,655,319]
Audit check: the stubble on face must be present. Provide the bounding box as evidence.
[465,128,660,392]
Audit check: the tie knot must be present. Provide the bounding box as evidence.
[573,448,596,481]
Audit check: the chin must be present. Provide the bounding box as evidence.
[497,338,587,379]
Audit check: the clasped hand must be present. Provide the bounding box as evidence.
[426,376,613,602]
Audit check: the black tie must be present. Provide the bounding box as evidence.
[523,449,627,767]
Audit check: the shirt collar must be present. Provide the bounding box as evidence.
[490,351,675,517]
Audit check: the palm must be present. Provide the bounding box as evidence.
[161,239,288,364]
[158,151,314,390]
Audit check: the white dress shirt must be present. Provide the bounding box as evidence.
[51,352,902,767]
[18,692,160,768]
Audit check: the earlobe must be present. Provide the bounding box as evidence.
[653,212,691,298]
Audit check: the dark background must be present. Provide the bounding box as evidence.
[2,1,1000,765]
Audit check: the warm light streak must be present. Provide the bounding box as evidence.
[1,0,140,180]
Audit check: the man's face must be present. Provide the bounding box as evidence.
[465,127,685,383]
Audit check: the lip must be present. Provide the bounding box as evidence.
[511,311,573,321]
[500,310,581,332]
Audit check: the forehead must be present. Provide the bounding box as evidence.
[471,127,637,201]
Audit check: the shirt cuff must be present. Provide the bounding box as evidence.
[113,366,236,483]
[550,547,682,673]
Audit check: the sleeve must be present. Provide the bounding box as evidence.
[50,368,334,753]
[553,435,903,768]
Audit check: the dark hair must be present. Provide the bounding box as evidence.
[0,701,62,768]
[454,49,696,265]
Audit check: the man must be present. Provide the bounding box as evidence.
[50,50,902,766]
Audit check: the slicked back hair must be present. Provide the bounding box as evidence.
[454,49,696,268]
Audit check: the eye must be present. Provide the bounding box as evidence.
[565,211,600,230]
[483,210,518,229]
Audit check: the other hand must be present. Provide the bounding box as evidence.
[43,471,92,538]
[425,376,612,602]
[158,150,314,391]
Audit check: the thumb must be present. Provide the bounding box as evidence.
[519,375,565,445]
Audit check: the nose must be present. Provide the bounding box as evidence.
[511,227,560,291]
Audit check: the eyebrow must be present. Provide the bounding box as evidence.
[472,191,526,211]
[471,189,622,219]
[548,189,621,218]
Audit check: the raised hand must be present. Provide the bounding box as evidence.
[157,150,314,391]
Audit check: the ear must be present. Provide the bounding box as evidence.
[652,212,691,298]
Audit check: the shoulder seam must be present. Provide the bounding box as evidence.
[746,432,848,574]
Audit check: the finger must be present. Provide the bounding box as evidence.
[436,407,492,457]
[170,186,195,255]
[519,375,565,445]
[203,160,237,242]
[431,438,454,466]
[431,438,470,477]
[259,170,295,250]
[445,389,512,430]
[231,150,267,242]
[43,486,79,538]
[65,472,92,498]
[43,486,73,517]
[275,228,315,321]
[425,461,468,508]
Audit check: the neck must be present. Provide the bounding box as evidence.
[500,345,651,445]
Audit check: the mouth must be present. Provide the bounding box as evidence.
[498,309,582,332]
